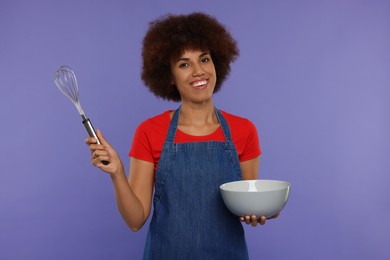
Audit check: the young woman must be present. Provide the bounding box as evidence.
[86,12,278,259]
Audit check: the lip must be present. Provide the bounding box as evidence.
[190,79,208,90]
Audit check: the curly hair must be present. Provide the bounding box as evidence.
[141,12,239,101]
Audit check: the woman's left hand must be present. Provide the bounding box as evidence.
[240,213,280,227]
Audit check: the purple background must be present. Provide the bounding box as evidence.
[1,0,389,259]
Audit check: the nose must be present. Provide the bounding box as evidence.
[192,63,205,77]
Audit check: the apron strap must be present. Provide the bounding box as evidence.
[164,107,180,144]
[215,108,233,142]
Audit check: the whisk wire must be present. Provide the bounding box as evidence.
[54,65,109,163]
[54,66,84,115]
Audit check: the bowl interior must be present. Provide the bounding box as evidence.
[220,180,290,193]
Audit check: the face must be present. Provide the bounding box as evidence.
[170,49,217,104]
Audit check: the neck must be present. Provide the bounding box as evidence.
[179,101,217,126]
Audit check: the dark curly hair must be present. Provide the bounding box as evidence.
[141,12,239,101]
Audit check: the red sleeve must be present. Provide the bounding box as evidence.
[129,120,155,163]
[221,111,261,162]
[128,111,170,169]
[239,119,261,161]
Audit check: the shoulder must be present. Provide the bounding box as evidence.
[133,110,173,145]
[137,110,172,131]
[219,110,261,160]
[131,110,172,159]
[220,110,257,131]
[130,110,173,163]
[219,110,259,144]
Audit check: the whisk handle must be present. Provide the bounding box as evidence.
[82,117,109,165]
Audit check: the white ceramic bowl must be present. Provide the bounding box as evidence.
[220,180,290,218]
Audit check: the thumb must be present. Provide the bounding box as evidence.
[96,129,110,147]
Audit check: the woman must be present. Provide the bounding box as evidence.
[86,12,278,259]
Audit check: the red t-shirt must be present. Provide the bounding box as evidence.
[129,110,261,172]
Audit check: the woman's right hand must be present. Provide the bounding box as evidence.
[85,129,124,177]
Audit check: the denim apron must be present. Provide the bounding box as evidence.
[143,107,249,260]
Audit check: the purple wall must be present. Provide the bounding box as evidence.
[1,0,389,259]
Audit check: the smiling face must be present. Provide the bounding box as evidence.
[170,49,217,104]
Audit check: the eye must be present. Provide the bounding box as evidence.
[179,63,189,68]
[201,57,210,63]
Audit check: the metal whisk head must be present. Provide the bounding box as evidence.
[53,65,108,161]
[54,65,85,116]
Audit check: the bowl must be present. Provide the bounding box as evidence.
[220,180,291,218]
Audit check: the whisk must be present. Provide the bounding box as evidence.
[54,65,109,165]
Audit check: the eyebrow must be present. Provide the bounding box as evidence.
[176,52,209,62]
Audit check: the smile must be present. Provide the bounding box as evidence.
[191,80,208,89]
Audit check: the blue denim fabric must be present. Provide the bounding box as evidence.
[143,107,249,260]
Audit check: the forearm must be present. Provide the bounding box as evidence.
[241,156,260,180]
[110,170,147,231]
[85,131,152,231]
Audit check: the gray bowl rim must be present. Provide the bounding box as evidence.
[219,179,291,193]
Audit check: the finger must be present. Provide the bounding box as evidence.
[92,155,110,167]
[88,144,106,156]
[92,150,111,164]
[92,149,109,159]
[85,137,98,145]
[251,215,257,227]
[86,139,102,156]
[259,216,266,225]
[97,157,110,167]
[245,215,251,225]
[96,129,110,147]
[91,157,101,167]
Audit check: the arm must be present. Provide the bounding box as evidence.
[240,156,259,180]
[111,158,154,231]
[86,130,154,231]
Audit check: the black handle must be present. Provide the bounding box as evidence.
[82,117,109,165]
